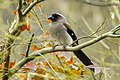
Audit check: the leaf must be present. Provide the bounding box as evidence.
[79,64,85,69]
[29,0,32,3]
[64,57,73,65]
[50,52,58,56]
[21,22,31,32]
[70,69,82,75]
[27,13,31,18]
[30,45,42,52]
[17,73,27,80]
[12,10,18,15]
[20,53,26,56]
[36,67,46,75]
[56,66,65,73]
[25,62,37,70]
[45,42,53,47]
[43,32,49,38]
[68,57,73,64]
[31,76,42,80]
[23,67,28,72]
[59,55,66,60]
[21,23,27,32]
[9,60,16,68]
[43,60,52,67]
[0,62,5,69]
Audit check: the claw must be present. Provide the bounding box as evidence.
[63,45,67,50]
[52,44,59,51]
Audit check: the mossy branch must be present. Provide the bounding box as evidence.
[2,0,45,80]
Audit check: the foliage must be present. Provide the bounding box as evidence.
[0,0,120,80]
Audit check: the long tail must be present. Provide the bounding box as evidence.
[73,50,94,72]
[65,24,94,71]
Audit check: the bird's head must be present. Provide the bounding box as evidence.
[47,13,67,23]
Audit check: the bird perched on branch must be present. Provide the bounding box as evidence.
[47,13,94,72]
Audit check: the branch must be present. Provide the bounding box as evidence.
[2,0,45,79]
[2,0,23,80]
[81,16,110,49]
[18,0,22,20]
[6,24,120,78]
[22,0,45,16]
[79,0,120,7]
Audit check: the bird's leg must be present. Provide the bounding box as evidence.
[52,44,68,51]
[63,45,67,50]
[62,44,68,50]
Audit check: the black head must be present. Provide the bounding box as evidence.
[48,13,65,23]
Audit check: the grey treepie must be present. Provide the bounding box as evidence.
[47,13,94,72]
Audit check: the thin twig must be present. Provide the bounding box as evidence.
[90,18,108,36]
[81,16,110,49]
[31,9,45,33]
[71,18,107,46]
[22,0,45,16]
[56,54,64,68]
[26,34,34,57]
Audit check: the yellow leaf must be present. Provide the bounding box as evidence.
[30,45,42,52]
[0,62,5,69]
[17,73,27,80]
[45,42,53,47]
[27,13,31,18]
[36,67,46,75]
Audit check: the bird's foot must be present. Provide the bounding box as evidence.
[63,45,67,50]
[52,44,59,51]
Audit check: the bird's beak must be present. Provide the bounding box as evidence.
[47,15,53,23]
[48,19,52,23]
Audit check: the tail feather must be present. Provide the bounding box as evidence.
[64,24,94,71]
[73,49,94,72]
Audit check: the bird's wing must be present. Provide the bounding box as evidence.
[63,23,78,45]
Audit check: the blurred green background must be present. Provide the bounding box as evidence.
[0,0,120,80]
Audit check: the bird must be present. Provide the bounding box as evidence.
[47,13,94,72]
